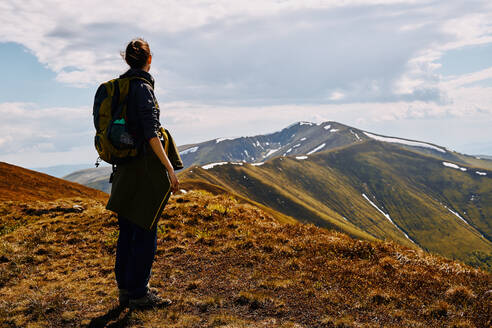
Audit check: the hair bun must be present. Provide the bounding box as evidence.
[123,38,151,69]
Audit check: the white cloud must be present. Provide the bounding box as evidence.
[329,91,345,101]
[1,0,492,166]
[0,145,97,168]
[442,67,492,89]
[0,102,92,154]
[1,0,491,105]
[1,97,491,167]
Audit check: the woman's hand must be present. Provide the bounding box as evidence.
[168,169,180,193]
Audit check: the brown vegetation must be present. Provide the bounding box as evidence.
[0,163,490,327]
[0,189,490,327]
[0,162,107,202]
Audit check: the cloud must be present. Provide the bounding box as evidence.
[1,0,491,105]
[0,102,93,155]
[1,95,491,168]
[1,0,492,167]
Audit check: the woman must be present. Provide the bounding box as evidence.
[106,38,179,309]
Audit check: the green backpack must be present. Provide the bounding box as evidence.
[92,76,151,166]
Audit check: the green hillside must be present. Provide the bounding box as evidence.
[179,140,492,271]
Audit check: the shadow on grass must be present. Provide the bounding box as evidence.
[86,305,132,328]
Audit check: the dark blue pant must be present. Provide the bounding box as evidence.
[114,215,158,299]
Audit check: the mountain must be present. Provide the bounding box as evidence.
[31,163,93,178]
[1,162,490,327]
[60,121,492,269]
[477,154,492,161]
[178,137,492,271]
[179,120,492,169]
[64,166,113,193]
[63,121,492,193]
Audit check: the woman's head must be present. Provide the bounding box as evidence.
[121,38,152,70]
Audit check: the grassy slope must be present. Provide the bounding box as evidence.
[316,141,492,267]
[178,141,492,271]
[1,190,491,328]
[0,162,107,202]
[183,163,380,243]
[457,153,492,170]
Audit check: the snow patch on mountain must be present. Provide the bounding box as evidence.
[323,125,331,130]
[363,132,446,153]
[330,129,339,132]
[350,130,361,141]
[180,146,199,155]
[202,162,228,169]
[300,137,307,141]
[476,171,487,176]
[216,137,236,143]
[265,148,281,157]
[442,162,467,171]
[444,205,486,239]
[444,206,469,226]
[362,193,416,244]
[307,143,326,155]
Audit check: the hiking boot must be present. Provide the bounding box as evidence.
[129,289,172,310]
[119,288,129,307]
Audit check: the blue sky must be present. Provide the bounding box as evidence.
[1,0,492,168]
[1,43,93,107]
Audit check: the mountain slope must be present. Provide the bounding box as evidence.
[179,120,492,170]
[0,162,107,202]
[64,166,113,193]
[63,121,492,193]
[179,140,492,271]
[31,164,93,178]
[0,165,490,327]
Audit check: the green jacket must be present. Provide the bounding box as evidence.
[106,132,182,231]
[158,126,184,171]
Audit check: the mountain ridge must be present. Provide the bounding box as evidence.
[179,138,492,271]
[62,120,492,194]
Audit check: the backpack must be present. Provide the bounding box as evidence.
[92,76,151,166]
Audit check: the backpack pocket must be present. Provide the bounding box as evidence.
[108,118,136,150]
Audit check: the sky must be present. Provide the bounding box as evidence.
[1,0,492,168]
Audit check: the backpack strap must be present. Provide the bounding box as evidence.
[111,76,153,118]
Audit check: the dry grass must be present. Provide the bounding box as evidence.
[0,190,491,327]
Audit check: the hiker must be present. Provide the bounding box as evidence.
[106,38,180,309]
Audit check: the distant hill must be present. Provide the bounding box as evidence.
[179,139,492,271]
[31,163,93,178]
[0,163,490,327]
[63,121,492,193]
[64,166,113,193]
